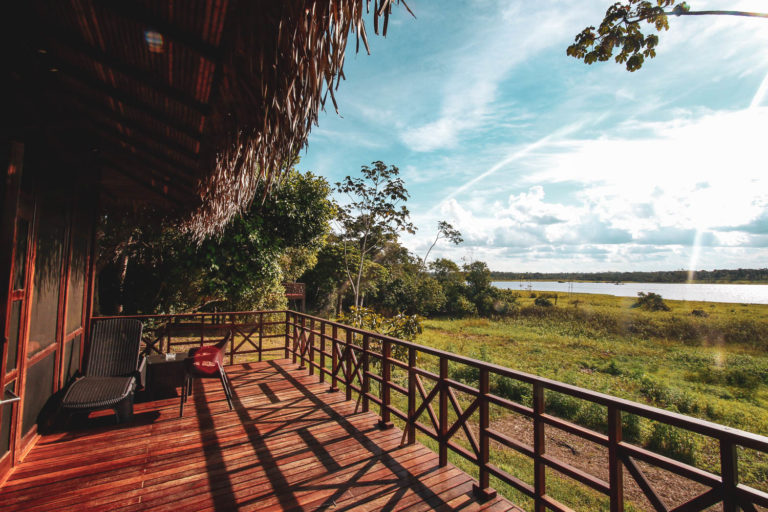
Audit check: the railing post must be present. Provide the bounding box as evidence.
[473,367,497,500]
[258,312,264,362]
[319,320,326,383]
[439,357,448,467]
[308,317,315,376]
[345,328,352,401]
[362,334,370,413]
[229,314,235,365]
[378,339,393,429]
[200,314,205,347]
[228,315,236,365]
[608,406,624,512]
[298,315,306,370]
[720,439,738,512]
[407,346,416,445]
[330,324,339,392]
[291,313,298,364]
[284,311,290,359]
[533,383,546,512]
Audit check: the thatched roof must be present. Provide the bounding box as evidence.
[4,0,411,238]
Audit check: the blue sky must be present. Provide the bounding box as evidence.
[296,0,768,272]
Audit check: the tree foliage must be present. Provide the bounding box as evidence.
[98,168,335,314]
[569,2,768,71]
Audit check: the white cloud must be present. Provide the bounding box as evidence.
[400,0,583,152]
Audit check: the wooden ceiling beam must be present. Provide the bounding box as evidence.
[89,119,200,179]
[45,27,212,116]
[61,92,201,161]
[78,125,199,194]
[100,162,187,208]
[100,157,191,206]
[95,1,222,62]
[40,52,204,141]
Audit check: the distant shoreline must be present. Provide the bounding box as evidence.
[489,269,768,285]
[491,279,768,285]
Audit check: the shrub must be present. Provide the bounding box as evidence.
[337,306,422,362]
[494,378,533,406]
[691,309,709,317]
[632,292,670,311]
[449,295,478,317]
[646,422,698,465]
[534,296,553,307]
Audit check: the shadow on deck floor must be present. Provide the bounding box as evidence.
[0,359,522,511]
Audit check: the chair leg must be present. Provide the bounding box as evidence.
[217,365,234,410]
[116,395,134,423]
[179,375,187,418]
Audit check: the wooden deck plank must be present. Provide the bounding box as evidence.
[0,359,522,511]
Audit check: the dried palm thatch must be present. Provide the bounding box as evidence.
[184,0,414,239]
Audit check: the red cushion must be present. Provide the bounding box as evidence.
[191,346,223,375]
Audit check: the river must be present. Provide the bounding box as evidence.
[492,281,768,304]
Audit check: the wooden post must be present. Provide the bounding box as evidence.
[229,314,235,365]
[473,368,497,500]
[258,312,264,362]
[362,334,370,413]
[297,315,306,369]
[407,346,416,445]
[291,312,297,365]
[439,357,448,467]
[345,329,352,401]
[533,383,546,512]
[308,317,315,376]
[284,311,290,359]
[319,320,326,383]
[378,339,393,429]
[200,314,205,347]
[720,440,738,512]
[330,324,339,392]
[608,406,624,512]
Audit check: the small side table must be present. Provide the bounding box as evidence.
[146,353,189,400]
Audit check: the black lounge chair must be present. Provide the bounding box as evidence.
[62,318,145,423]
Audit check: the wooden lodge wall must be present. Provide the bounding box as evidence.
[0,140,97,484]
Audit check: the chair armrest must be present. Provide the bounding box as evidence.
[136,354,147,389]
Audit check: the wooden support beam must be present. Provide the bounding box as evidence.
[50,89,200,161]
[41,53,204,140]
[45,28,212,116]
[100,162,187,208]
[79,129,198,196]
[87,120,200,184]
[88,116,200,169]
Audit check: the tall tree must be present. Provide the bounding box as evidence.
[336,161,415,309]
[569,1,768,71]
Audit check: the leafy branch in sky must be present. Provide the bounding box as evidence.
[568,1,768,71]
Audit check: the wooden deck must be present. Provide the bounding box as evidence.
[0,359,521,511]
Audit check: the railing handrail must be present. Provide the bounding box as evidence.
[92,310,288,320]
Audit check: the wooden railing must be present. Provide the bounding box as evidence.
[92,311,289,364]
[284,311,768,512]
[92,310,768,512]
